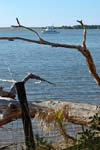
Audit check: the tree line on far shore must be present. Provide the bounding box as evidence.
[56,25,100,29]
[38,25,100,29]
[1,25,100,29]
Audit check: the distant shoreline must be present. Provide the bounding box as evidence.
[0,25,100,29]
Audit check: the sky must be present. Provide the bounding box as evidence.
[0,0,100,27]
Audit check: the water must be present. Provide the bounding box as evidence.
[0,28,100,105]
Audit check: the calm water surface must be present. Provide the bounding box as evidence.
[0,28,100,105]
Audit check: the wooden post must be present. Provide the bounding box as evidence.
[15,82,35,150]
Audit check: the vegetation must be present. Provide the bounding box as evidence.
[66,113,100,150]
[25,111,100,150]
[35,134,55,150]
[56,25,100,29]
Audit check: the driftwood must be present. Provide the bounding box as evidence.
[0,100,98,127]
[0,100,99,149]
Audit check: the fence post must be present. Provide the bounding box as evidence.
[15,81,35,150]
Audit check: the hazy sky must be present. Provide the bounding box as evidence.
[0,0,100,27]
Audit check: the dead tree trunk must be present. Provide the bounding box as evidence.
[15,82,35,150]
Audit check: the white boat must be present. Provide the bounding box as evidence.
[42,26,59,34]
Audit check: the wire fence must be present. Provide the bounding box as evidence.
[0,118,83,150]
[0,79,99,150]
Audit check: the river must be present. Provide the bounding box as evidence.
[0,28,100,105]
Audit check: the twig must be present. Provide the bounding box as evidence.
[12,18,42,40]
[77,20,87,48]
[16,17,21,26]
[21,72,55,85]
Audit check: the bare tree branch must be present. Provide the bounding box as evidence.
[77,20,87,48]
[12,18,42,40]
[16,17,21,26]
[0,37,81,50]
[21,72,55,85]
[0,19,100,88]
[0,73,54,99]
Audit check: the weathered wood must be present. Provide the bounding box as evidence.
[0,100,98,127]
[15,82,35,150]
[0,110,21,126]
